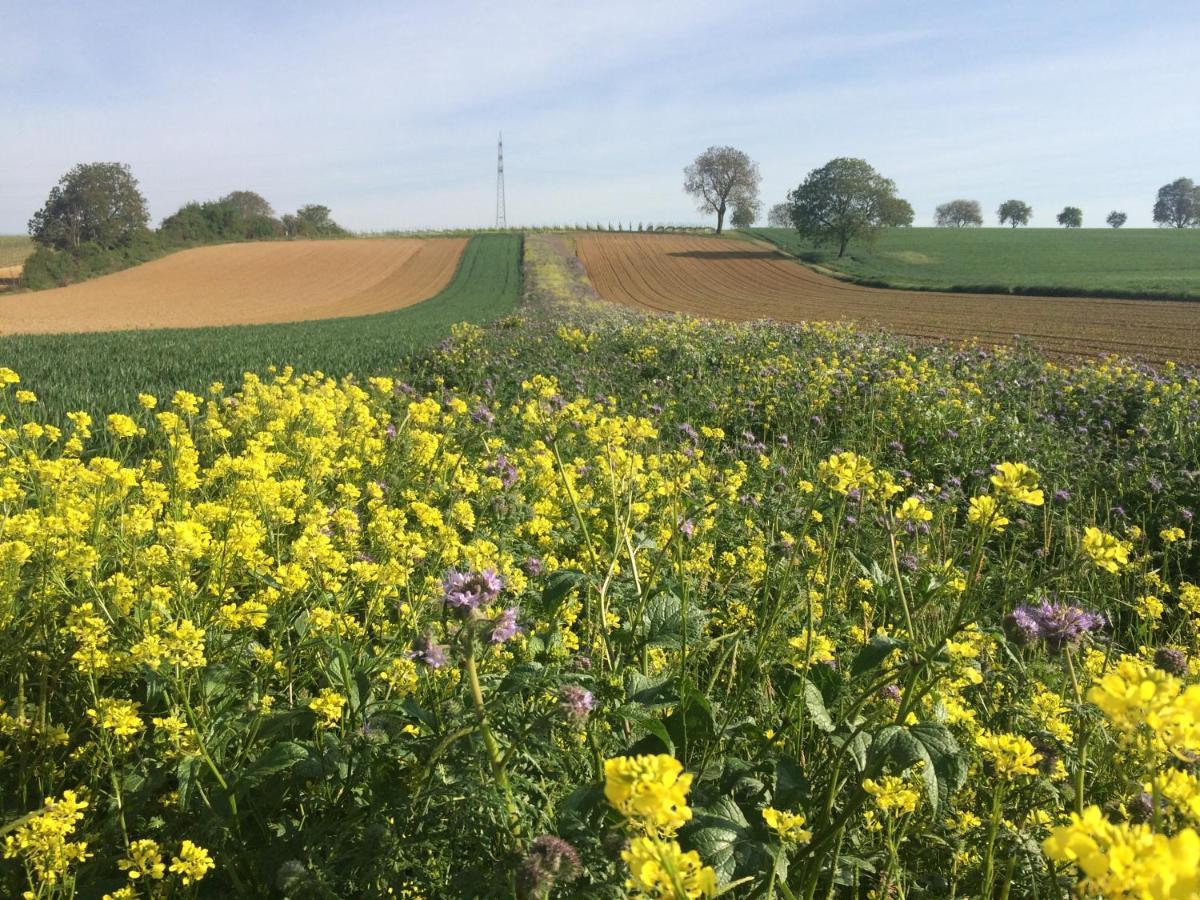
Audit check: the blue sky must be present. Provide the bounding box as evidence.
[3,1,1198,232]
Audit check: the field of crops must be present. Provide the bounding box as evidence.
[750,227,1200,300]
[0,236,32,289]
[0,231,1196,898]
[576,232,1200,364]
[0,238,466,333]
[0,234,522,424]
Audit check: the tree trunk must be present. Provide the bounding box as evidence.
[838,236,849,257]
[715,204,725,235]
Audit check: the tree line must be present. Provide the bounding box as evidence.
[684,147,1200,253]
[22,162,347,289]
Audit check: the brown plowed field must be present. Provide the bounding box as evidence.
[575,234,1200,364]
[0,239,466,334]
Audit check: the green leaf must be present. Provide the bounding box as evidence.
[238,740,309,790]
[870,722,964,811]
[542,569,585,612]
[644,593,707,649]
[774,756,807,809]
[803,679,835,732]
[689,796,750,884]
[626,670,677,708]
[612,705,674,754]
[849,635,905,678]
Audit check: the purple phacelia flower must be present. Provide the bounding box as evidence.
[410,634,447,669]
[679,518,695,539]
[517,835,581,900]
[558,685,595,723]
[521,556,544,577]
[1053,489,1071,504]
[488,607,522,644]
[491,454,519,489]
[442,568,503,616]
[384,424,397,440]
[471,404,496,426]
[1007,600,1105,651]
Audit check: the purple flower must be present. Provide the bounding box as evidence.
[384,424,397,440]
[521,556,544,577]
[410,634,447,669]
[1154,647,1188,676]
[1003,607,1042,647]
[442,569,503,616]
[491,454,519,489]
[678,423,699,444]
[1053,489,1071,504]
[558,685,595,723]
[679,518,695,539]
[489,607,522,644]
[517,835,581,900]
[1007,600,1105,651]
[879,684,902,702]
[471,404,496,426]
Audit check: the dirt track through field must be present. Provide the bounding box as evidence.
[0,239,467,334]
[576,234,1200,364]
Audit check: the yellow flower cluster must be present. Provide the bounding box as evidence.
[762,807,813,843]
[622,835,716,899]
[989,462,1045,506]
[1044,806,1200,899]
[1088,656,1200,758]
[604,754,694,834]
[2,790,90,886]
[975,730,1042,779]
[309,688,347,728]
[1082,526,1133,574]
[863,775,921,817]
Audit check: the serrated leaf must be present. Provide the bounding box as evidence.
[644,593,707,649]
[542,569,585,612]
[238,740,308,790]
[870,722,963,811]
[613,705,674,754]
[688,796,750,884]
[803,680,835,732]
[850,635,905,678]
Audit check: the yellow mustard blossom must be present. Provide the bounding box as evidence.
[1160,526,1186,544]
[975,730,1042,779]
[604,754,694,834]
[967,495,1009,532]
[895,496,933,523]
[818,451,876,495]
[1088,655,1200,758]
[1147,770,1200,824]
[789,629,836,668]
[169,840,215,885]
[762,807,813,843]
[622,835,716,899]
[1083,526,1132,574]
[119,838,166,880]
[863,775,921,817]
[2,790,91,886]
[88,698,144,739]
[106,413,140,438]
[989,462,1044,506]
[309,689,347,728]
[1044,805,1200,898]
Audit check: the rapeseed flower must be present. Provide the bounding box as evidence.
[975,730,1041,779]
[604,754,694,834]
[622,836,716,899]
[762,807,813,843]
[1082,526,1132,574]
[863,775,920,817]
[989,462,1044,506]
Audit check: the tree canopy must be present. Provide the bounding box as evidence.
[997,200,1032,227]
[28,162,150,251]
[283,205,346,238]
[935,199,983,228]
[730,200,760,228]
[683,146,761,235]
[786,158,909,257]
[1056,206,1083,228]
[1153,178,1199,228]
[1106,211,1127,229]
[766,203,792,228]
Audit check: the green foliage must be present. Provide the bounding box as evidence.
[1056,206,1083,228]
[934,200,983,228]
[27,162,150,251]
[786,158,910,257]
[1153,177,1200,228]
[0,234,522,426]
[997,199,1032,227]
[19,232,164,290]
[751,226,1200,299]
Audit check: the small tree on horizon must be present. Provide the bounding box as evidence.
[730,199,761,228]
[1057,206,1083,228]
[1106,211,1128,228]
[683,146,761,235]
[786,157,910,257]
[1153,178,1199,228]
[28,162,150,251]
[934,199,983,227]
[766,202,791,228]
[997,200,1032,227]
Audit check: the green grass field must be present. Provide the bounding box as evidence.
[749,227,1200,299]
[0,236,32,268]
[0,233,522,424]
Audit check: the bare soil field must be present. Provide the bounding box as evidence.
[575,234,1200,364]
[0,239,466,334]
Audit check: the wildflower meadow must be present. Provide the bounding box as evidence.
[2,236,1200,898]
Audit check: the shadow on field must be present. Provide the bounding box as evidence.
[667,249,788,260]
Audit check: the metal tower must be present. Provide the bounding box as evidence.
[495,132,507,229]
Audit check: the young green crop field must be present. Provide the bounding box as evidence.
[749,226,1200,300]
[0,235,33,268]
[0,233,521,424]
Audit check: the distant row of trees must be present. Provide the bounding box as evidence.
[684,149,1200,240]
[24,162,346,288]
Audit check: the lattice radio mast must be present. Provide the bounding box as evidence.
[495,132,507,229]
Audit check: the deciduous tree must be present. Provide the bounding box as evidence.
[786,158,909,257]
[1106,211,1127,228]
[28,162,149,251]
[766,202,792,228]
[1153,178,1199,228]
[997,200,1032,228]
[683,146,761,235]
[935,199,983,228]
[1057,206,1083,228]
[730,200,760,228]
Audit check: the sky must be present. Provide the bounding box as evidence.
[3,1,1199,232]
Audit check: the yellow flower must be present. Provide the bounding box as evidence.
[788,629,836,668]
[119,838,166,880]
[604,754,694,834]
[895,496,933,523]
[1161,527,1186,544]
[106,413,140,439]
[967,495,1009,532]
[88,698,144,739]
[989,462,1044,506]
[169,840,214,885]
[975,730,1042,779]
[1044,805,1200,899]
[762,807,813,843]
[817,451,876,495]
[309,689,347,728]
[622,835,716,899]
[1082,526,1132,574]
[1,790,90,885]
[137,393,158,409]
[1088,656,1200,758]
[862,775,920,817]
[15,389,37,404]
